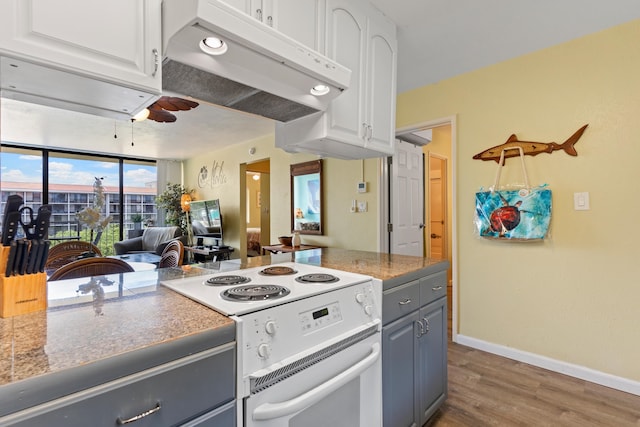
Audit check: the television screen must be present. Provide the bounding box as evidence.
[190,199,223,241]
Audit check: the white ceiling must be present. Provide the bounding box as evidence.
[2,0,640,160]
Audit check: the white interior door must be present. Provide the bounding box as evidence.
[391,140,424,256]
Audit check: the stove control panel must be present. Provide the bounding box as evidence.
[299,301,342,334]
[238,279,380,376]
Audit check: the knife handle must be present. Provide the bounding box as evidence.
[13,240,24,276]
[2,211,21,246]
[26,240,39,274]
[5,241,17,277]
[34,205,52,240]
[18,239,29,275]
[38,240,51,273]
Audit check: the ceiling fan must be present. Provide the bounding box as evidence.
[135,96,199,123]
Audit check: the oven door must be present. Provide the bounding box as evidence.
[244,333,381,427]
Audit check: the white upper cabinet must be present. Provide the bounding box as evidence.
[222,0,321,50]
[275,0,397,159]
[362,6,397,154]
[0,0,162,119]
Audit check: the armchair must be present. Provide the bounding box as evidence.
[114,226,183,255]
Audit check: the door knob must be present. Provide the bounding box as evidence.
[418,223,425,229]
[430,233,441,239]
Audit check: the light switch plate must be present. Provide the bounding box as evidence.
[574,192,590,210]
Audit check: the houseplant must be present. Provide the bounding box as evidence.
[130,213,144,230]
[155,183,194,235]
[76,177,112,255]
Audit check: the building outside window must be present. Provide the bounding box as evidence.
[0,146,157,256]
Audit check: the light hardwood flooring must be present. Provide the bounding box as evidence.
[428,342,640,426]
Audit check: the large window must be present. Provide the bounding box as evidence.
[0,145,156,255]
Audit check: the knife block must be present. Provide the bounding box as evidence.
[0,245,47,318]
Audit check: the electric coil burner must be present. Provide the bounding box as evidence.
[221,284,290,301]
[205,275,251,286]
[260,266,297,276]
[295,273,340,284]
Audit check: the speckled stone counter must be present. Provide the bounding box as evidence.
[0,248,445,417]
[290,247,449,289]
[0,265,234,415]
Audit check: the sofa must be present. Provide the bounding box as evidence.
[114,226,184,255]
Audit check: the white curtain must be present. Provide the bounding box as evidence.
[155,159,183,226]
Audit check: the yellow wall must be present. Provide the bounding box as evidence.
[397,19,640,381]
[183,135,381,254]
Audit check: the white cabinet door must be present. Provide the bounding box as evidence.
[242,0,320,50]
[276,0,322,51]
[325,0,367,145]
[220,0,250,13]
[364,7,397,154]
[274,0,396,159]
[0,0,161,93]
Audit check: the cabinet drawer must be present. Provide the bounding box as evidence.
[420,271,447,306]
[2,344,235,427]
[383,279,420,324]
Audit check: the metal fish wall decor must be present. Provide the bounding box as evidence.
[473,124,588,163]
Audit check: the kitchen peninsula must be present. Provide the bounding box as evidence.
[0,249,448,426]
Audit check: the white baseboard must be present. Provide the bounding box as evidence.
[455,335,640,396]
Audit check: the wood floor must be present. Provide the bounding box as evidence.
[428,342,640,426]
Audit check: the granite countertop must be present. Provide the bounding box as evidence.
[292,247,449,287]
[0,248,447,397]
[0,266,233,390]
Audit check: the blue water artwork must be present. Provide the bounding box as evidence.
[475,187,552,240]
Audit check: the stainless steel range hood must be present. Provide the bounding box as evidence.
[162,0,351,122]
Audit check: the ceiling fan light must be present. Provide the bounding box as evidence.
[200,37,228,55]
[132,108,150,121]
[310,84,330,96]
[252,173,260,181]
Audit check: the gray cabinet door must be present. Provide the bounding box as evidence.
[418,297,447,425]
[382,310,420,427]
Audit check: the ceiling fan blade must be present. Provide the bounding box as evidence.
[155,96,180,111]
[170,98,199,110]
[147,107,177,123]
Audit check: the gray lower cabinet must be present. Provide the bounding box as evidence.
[382,270,448,427]
[0,343,236,427]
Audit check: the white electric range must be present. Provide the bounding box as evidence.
[161,261,383,426]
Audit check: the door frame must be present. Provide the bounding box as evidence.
[380,115,458,342]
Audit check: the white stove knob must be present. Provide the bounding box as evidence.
[364,305,373,316]
[355,293,366,304]
[257,343,271,359]
[265,320,277,335]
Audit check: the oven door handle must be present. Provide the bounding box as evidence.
[252,342,381,421]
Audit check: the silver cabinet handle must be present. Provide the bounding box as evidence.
[256,8,263,21]
[152,48,159,77]
[423,317,430,333]
[117,403,161,425]
[432,285,443,291]
[398,298,412,305]
[416,319,425,337]
[267,15,273,26]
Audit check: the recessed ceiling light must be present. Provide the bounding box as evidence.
[310,84,330,96]
[199,37,228,55]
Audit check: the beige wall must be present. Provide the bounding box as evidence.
[397,19,640,382]
[183,135,382,255]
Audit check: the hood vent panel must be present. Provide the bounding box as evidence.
[162,0,351,122]
[162,60,318,122]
